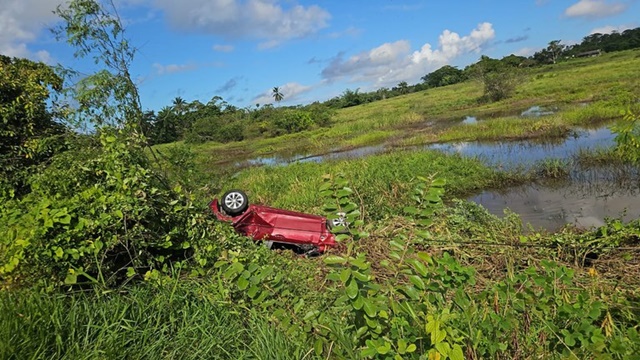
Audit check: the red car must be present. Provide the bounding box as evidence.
[209,190,342,255]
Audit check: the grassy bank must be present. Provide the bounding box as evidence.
[3,197,639,359]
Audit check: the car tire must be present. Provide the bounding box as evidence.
[327,212,349,234]
[221,189,249,216]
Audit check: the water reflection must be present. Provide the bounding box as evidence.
[426,127,615,171]
[521,105,555,117]
[462,116,478,125]
[471,166,640,231]
[240,144,388,167]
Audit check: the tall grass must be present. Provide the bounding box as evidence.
[219,149,522,220]
[0,284,314,360]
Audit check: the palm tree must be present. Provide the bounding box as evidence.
[272,87,284,103]
[172,96,186,115]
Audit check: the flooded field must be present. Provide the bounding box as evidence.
[471,166,640,232]
[238,124,639,232]
[426,127,615,170]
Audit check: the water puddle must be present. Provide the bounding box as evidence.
[239,144,388,167]
[471,166,640,231]
[426,127,615,170]
[461,116,478,125]
[521,105,555,117]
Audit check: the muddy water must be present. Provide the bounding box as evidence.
[450,126,640,231]
[471,166,640,232]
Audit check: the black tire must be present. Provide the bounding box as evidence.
[221,190,249,216]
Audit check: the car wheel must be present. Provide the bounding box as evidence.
[221,189,249,216]
[327,212,348,233]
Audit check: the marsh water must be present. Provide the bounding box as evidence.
[426,127,615,170]
[240,124,640,232]
[471,167,640,231]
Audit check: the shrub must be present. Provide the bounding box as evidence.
[0,129,226,288]
[272,110,313,134]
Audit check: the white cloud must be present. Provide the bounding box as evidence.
[154,0,330,45]
[321,23,496,87]
[152,62,198,74]
[564,0,627,19]
[213,44,235,52]
[590,23,636,34]
[0,0,61,62]
[514,47,537,57]
[253,82,312,104]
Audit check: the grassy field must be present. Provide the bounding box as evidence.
[155,49,640,178]
[3,51,640,359]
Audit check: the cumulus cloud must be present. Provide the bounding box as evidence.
[0,0,61,62]
[321,23,495,87]
[154,0,330,46]
[253,82,312,104]
[564,0,627,19]
[590,23,636,34]
[213,44,235,52]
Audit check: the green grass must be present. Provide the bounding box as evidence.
[158,50,640,173]
[218,149,527,221]
[0,283,315,360]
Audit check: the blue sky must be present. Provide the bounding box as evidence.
[1,0,638,111]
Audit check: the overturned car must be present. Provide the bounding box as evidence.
[209,190,341,255]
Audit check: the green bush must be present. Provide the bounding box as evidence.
[0,129,227,288]
[273,109,314,134]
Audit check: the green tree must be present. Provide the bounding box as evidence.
[533,40,566,64]
[0,55,65,197]
[172,96,187,115]
[272,87,284,103]
[467,56,523,102]
[421,65,466,88]
[396,81,409,94]
[53,0,143,130]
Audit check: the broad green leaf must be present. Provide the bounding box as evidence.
[402,285,420,300]
[376,342,391,355]
[406,344,417,353]
[352,270,370,282]
[449,345,464,360]
[435,342,450,356]
[411,259,429,277]
[353,295,364,310]
[350,257,369,270]
[237,277,249,290]
[432,329,446,344]
[340,268,352,283]
[324,255,347,265]
[346,278,359,299]
[304,310,320,321]
[363,299,377,317]
[408,275,425,290]
[397,339,407,354]
[64,273,77,285]
[335,234,351,242]
[247,286,260,298]
[314,339,324,356]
